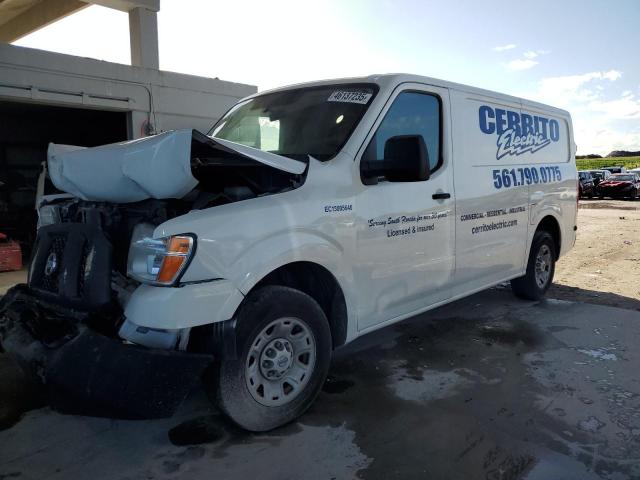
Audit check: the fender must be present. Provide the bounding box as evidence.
[524,210,563,263]
[230,229,357,324]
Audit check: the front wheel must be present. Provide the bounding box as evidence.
[212,286,332,432]
[511,230,556,300]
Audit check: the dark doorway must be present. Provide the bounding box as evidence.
[0,101,128,258]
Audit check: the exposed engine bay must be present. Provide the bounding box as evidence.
[37,130,307,301]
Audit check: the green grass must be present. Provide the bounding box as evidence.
[576,156,640,171]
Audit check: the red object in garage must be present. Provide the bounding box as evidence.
[0,232,22,272]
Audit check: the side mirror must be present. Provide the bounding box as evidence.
[360,135,430,184]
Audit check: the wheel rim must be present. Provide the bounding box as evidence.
[534,244,552,288]
[245,317,316,407]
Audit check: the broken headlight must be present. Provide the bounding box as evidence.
[127,223,195,286]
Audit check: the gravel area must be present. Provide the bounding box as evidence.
[550,199,640,311]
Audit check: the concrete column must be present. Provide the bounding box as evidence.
[128,6,159,69]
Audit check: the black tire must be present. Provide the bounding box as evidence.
[213,285,331,432]
[511,230,556,300]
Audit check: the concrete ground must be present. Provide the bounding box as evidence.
[1,288,639,480]
[0,269,26,295]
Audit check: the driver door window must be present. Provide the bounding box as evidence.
[363,91,441,178]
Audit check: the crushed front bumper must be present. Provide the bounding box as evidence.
[0,285,213,419]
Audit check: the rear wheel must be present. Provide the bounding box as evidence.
[511,230,556,300]
[212,285,331,432]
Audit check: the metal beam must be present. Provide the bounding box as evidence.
[0,0,88,42]
[82,0,159,13]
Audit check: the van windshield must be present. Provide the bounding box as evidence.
[208,84,378,161]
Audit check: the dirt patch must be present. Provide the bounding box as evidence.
[550,199,640,311]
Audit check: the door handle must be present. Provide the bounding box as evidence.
[432,192,451,200]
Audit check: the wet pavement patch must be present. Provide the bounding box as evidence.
[322,376,354,394]
[168,415,226,446]
[2,290,640,479]
[0,354,45,431]
[479,319,543,346]
[0,473,21,480]
[578,416,607,433]
[160,446,206,474]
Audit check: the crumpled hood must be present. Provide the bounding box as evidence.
[47,129,306,203]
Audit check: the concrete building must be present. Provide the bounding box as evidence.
[0,0,256,257]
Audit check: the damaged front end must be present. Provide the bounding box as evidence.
[1,129,306,419]
[0,279,211,419]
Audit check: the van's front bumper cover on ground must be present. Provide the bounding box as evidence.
[0,285,213,419]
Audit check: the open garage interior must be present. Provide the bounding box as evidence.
[0,100,129,259]
[0,39,255,291]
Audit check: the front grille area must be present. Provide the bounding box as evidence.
[29,223,113,310]
[78,242,91,296]
[40,234,67,293]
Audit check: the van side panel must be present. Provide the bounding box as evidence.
[450,90,531,293]
[450,89,576,296]
[521,101,577,259]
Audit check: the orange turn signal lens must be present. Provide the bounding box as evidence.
[156,235,193,283]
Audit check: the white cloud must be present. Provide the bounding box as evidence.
[507,59,538,71]
[574,125,640,156]
[525,70,622,108]
[588,94,640,119]
[493,44,516,52]
[520,70,639,155]
[523,49,550,59]
[602,70,622,81]
[505,49,548,71]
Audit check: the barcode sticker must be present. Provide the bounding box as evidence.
[327,91,372,104]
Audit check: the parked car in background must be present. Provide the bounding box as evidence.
[629,167,640,174]
[578,171,596,198]
[586,169,611,187]
[597,173,640,199]
[602,166,627,174]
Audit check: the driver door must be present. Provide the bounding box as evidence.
[354,84,455,332]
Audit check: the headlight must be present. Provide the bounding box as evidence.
[37,204,61,229]
[127,223,195,286]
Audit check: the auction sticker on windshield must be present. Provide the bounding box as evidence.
[327,91,372,104]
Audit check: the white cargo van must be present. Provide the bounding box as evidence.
[0,74,577,431]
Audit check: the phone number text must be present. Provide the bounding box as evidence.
[492,166,562,189]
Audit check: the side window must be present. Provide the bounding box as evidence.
[363,91,441,175]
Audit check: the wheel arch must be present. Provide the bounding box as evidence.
[248,261,349,349]
[536,215,561,260]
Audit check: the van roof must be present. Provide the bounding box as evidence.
[250,73,571,118]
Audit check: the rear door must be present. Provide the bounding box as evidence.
[354,83,455,332]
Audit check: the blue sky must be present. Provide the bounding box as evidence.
[14,0,640,155]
